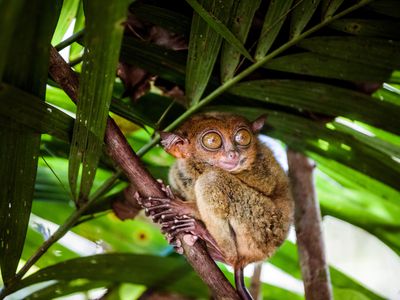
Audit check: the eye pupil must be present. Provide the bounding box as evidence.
[235,129,251,146]
[202,132,222,150]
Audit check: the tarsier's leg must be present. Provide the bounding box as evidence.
[195,171,256,300]
[194,171,239,265]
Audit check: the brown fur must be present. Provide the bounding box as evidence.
[164,112,293,268]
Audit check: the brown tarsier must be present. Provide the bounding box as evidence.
[136,112,293,300]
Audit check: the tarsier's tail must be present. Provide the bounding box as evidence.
[234,266,253,300]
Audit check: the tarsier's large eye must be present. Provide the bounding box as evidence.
[201,131,222,150]
[234,129,252,146]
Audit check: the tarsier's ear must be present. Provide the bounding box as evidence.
[251,114,267,133]
[160,132,190,158]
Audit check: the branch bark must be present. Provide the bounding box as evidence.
[287,149,332,300]
[48,46,240,300]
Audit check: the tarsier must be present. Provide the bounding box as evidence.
[136,112,293,300]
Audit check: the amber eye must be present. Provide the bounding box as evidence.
[201,132,222,150]
[234,129,252,146]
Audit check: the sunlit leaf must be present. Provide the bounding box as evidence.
[51,0,80,45]
[46,85,77,114]
[22,228,78,269]
[11,254,208,298]
[24,280,107,300]
[374,87,400,106]
[333,120,400,159]
[316,169,400,228]
[314,154,400,206]
[69,0,85,62]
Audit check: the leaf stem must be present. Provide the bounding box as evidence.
[137,0,374,156]
[54,29,85,51]
[89,170,122,202]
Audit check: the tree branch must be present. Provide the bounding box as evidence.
[48,46,240,299]
[287,149,332,300]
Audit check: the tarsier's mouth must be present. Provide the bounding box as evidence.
[217,160,240,171]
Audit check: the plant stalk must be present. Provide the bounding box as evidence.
[54,29,85,51]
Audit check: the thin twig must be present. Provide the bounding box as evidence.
[69,55,83,67]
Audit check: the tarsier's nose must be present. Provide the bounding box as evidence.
[227,150,239,160]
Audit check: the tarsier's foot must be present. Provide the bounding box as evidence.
[161,216,225,261]
[167,233,199,255]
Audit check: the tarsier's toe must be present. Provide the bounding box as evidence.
[175,247,184,255]
[183,234,198,246]
[158,180,175,199]
[165,233,185,255]
[159,212,177,221]
[133,191,141,203]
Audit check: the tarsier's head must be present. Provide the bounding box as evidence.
[160,112,266,173]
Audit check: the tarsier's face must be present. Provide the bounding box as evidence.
[195,123,256,173]
[161,113,265,174]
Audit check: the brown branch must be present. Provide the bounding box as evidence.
[48,46,240,300]
[287,149,332,300]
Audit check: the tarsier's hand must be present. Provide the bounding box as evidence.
[134,180,197,222]
[134,180,201,253]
